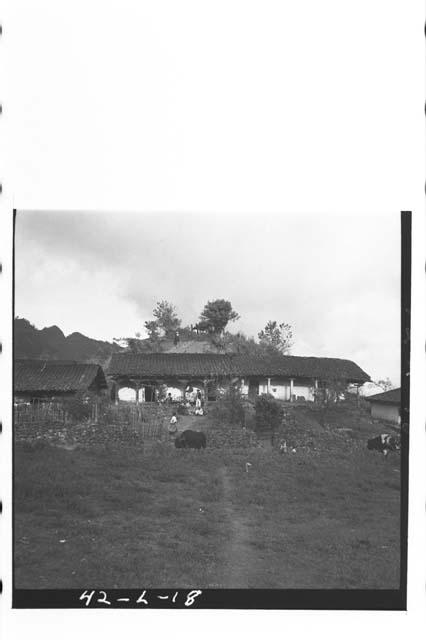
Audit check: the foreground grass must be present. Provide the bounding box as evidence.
[14,438,400,589]
[224,447,400,588]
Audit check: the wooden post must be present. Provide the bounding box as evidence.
[290,378,294,402]
[111,380,120,405]
[203,379,209,410]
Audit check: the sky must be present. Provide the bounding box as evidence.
[15,211,401,385]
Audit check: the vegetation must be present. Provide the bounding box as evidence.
[62,392,95,422]
[210,385,246,427]
[255,394,283,439]
[14,316,122,365]
[312,379,352,427]
[258,320,293,355]
[373,378,395,392]
[96,299,296,358]
[198,299,240,334]
[143,320,162,346]
[14,408,401,589]
[151,300,182,337]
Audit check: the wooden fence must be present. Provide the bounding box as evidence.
[103,403,169,440]
[14,400,68,426]
[14,399,170,442]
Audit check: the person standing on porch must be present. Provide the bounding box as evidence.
[195,389,202,410]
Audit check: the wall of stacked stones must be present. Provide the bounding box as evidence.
[14,401,176,447]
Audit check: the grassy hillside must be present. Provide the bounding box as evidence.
[14,403,401,589]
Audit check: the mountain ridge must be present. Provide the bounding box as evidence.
[14,318,123,367]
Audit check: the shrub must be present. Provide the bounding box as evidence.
[211,385,245,427]
[311,379,351,427]
[62,393,93,421]
[177,403,189,415]
[255,394,283,434]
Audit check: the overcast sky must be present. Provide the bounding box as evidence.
[15,211,401,384]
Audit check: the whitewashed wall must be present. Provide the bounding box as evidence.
[371,402,401,425]
[257,377,315,401]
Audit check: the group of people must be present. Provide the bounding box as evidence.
[167,389,205,439]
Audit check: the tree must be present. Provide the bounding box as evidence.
[113,336,146,353]
[374,378,394,392]
[211,330,268,356]
[255,393,283,444]
[143,320,163,351]
[258,320,293,355]
[312,379,348,427]
[152,300,181,337]
[144,320,160,341]
[198,299,240,334]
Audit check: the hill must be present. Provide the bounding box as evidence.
[121,329,271,357]
[14,318,123,367]
[14,318,280,365]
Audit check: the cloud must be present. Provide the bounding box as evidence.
[15,210,401,383]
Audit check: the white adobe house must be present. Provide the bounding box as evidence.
[248,377,315,401]
[366,388,401,426]
[107,353,370,403]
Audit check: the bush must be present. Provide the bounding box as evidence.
[177,403,189,415]
[255,394,283,433]
[211,385,245,427]
[62,393,93,421]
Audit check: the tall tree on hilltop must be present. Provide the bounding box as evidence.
[258,320,293,355]
[114,301,181,354]
[151,300,182,338]
[198,299,240,334]
[143,320,163,350]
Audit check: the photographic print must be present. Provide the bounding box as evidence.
[12,211,408,609]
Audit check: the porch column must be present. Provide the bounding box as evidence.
[290,378,294,402]
[314,378,318,402]
[93,400,99,423]
[267,377,271,394]
[203,379,209,409]
[111,381,118,405]
[135,382,140,405]
[179,379,188,402]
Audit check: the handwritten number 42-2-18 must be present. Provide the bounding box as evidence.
[79,590,202,607]
[80,591,111,606]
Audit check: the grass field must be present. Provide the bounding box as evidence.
[14,409,401,589]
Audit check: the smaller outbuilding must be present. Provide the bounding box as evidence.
[366,388,401,426]
[14,359,108,403]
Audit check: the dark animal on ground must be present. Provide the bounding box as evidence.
[175,430,207,450]
[367,434,400,457]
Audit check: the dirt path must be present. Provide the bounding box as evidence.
[176,414,215,433]
[176,415,202,432]
[174,416,261,586]
[219,466,258,588]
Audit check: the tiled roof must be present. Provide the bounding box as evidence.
[14,360,108,393]
[108,353,370,382]
[365,388,400,404]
